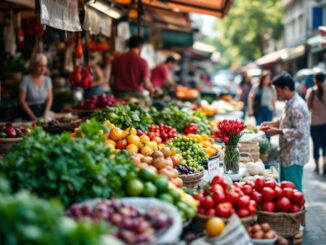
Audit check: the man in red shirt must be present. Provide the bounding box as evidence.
[151,56,177,90]
[110,36,154,97]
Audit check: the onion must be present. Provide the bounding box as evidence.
[261,223,271,232]
[161,147,171,157]
[152,151,164,159]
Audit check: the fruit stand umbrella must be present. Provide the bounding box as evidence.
[115,0,234,18]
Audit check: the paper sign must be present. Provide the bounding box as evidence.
[208,155,220,179]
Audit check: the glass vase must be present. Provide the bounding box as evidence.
[223,144,239,174]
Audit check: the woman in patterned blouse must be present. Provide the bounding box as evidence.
[261,72,310,192]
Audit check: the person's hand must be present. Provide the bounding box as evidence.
[264,127,282,136]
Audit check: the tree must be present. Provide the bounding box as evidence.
[206,0,283,68]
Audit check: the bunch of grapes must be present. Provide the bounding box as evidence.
[175,165,196,175]
[168,137,207,172]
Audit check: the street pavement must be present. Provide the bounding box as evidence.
[302,161,326,245]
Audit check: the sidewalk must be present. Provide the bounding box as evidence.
[302,161,326,245]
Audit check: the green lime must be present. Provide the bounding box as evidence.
[158,193,174,204]
[154,176,169,193]
[126,172,138,180]
[168,188,181,202]
[178,210,186,222]
[142,182,157,197]
[138,168,156,182]
[185,206,196,219]
[126,178,144,196]
[176,201,189,212]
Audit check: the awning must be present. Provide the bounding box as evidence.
[256,48,288,66]
[307,35,322,47]
[114,0,234,18]
[286,45,305,61]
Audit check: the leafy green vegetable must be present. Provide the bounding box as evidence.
[0,191,109,245]
[91,103,155,131]
[0,128,137,207]
[152,106,211,134]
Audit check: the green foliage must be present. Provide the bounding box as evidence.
[206,0,283,67]
[259,140,271,154]
[152,106,210,134]
[0,191,109,245]
[0,128,137,207]
[91,102,155,131]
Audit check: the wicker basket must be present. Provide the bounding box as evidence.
[43,121,81,135]
[0,138,22,156]
[71,108,94,117]
[257,208,306,236]
[179,171,204,188]
[239,141,260,162]
[194,213,256,230]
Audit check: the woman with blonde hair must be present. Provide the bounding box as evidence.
[248,71,276,125]
[19,53,53,121]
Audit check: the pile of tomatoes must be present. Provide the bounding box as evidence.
[253,179,305,213]
[148,124,178,144]
[194,176,305,219]
[194,176,257,219]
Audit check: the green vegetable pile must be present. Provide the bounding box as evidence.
[152,106,210,134]
[0,189,109,245]
[0,127,137,207]
[168,137,207,171]
[91,103,155,131]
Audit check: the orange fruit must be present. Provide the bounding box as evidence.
[140,135,150,143]
[105,139,116,148]
[127,135,140,147]
[141,146,154,156]
[201,134,209,141]
[126,144,139,154]
[110,128,123,141]
[206,217,225,237]
[124,127,137,136]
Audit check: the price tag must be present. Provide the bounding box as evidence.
[208,155,220,179]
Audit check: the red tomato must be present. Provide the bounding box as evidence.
[233,182,242,188]
[282,188,294,200]
[290,204,301,213]
[262,187,276,202]
[274,186,283,199]
[292,191,304,206]
[220,180,230,190]
[262,201,276,212]
[237,208,250,218]
[198,207,206,215]
[249,200,257,215]
[276,197,292,212]
[193,193,205,203]
[215,202,232,218]
[210,184,224,193]
[242,185,253,196]
[254,177,265,192]
[237,195,250,209]
[116,139,127,149]
[206,208,216,216]
[251,191,262,204]
[212,190,226,203]
[280,181,296,189]
[226,190,240,204]
[245,181,255,188]
[264,180,277,189]
[203,196,215,209]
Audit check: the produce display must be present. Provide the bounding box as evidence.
[0,128,137,206]
[147,124,178,144]
[0,123,31,138]
[123,168,197,223]
[91,103,155,131]
[37,117,81,134]
[247,223,277,240]
[168,136,207,172]
[130,149,183,187]
[74,94,126,110]
[0,190,109,245]
[66,200,173,244]
[186,133,220,157]
[195,176,257,218]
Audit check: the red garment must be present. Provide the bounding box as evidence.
[151,64,169,88]
[111,51,150,93]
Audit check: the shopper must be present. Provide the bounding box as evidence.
[305,72,326,175]
[19,53,53,121]
[261,72,310,191]
[151,56,177,91]
[83,53,105,100]
[238,72,252,120]
[109,35,154,98]
[248,71,276,125]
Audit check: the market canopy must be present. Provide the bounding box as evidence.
[115,0,233,18]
